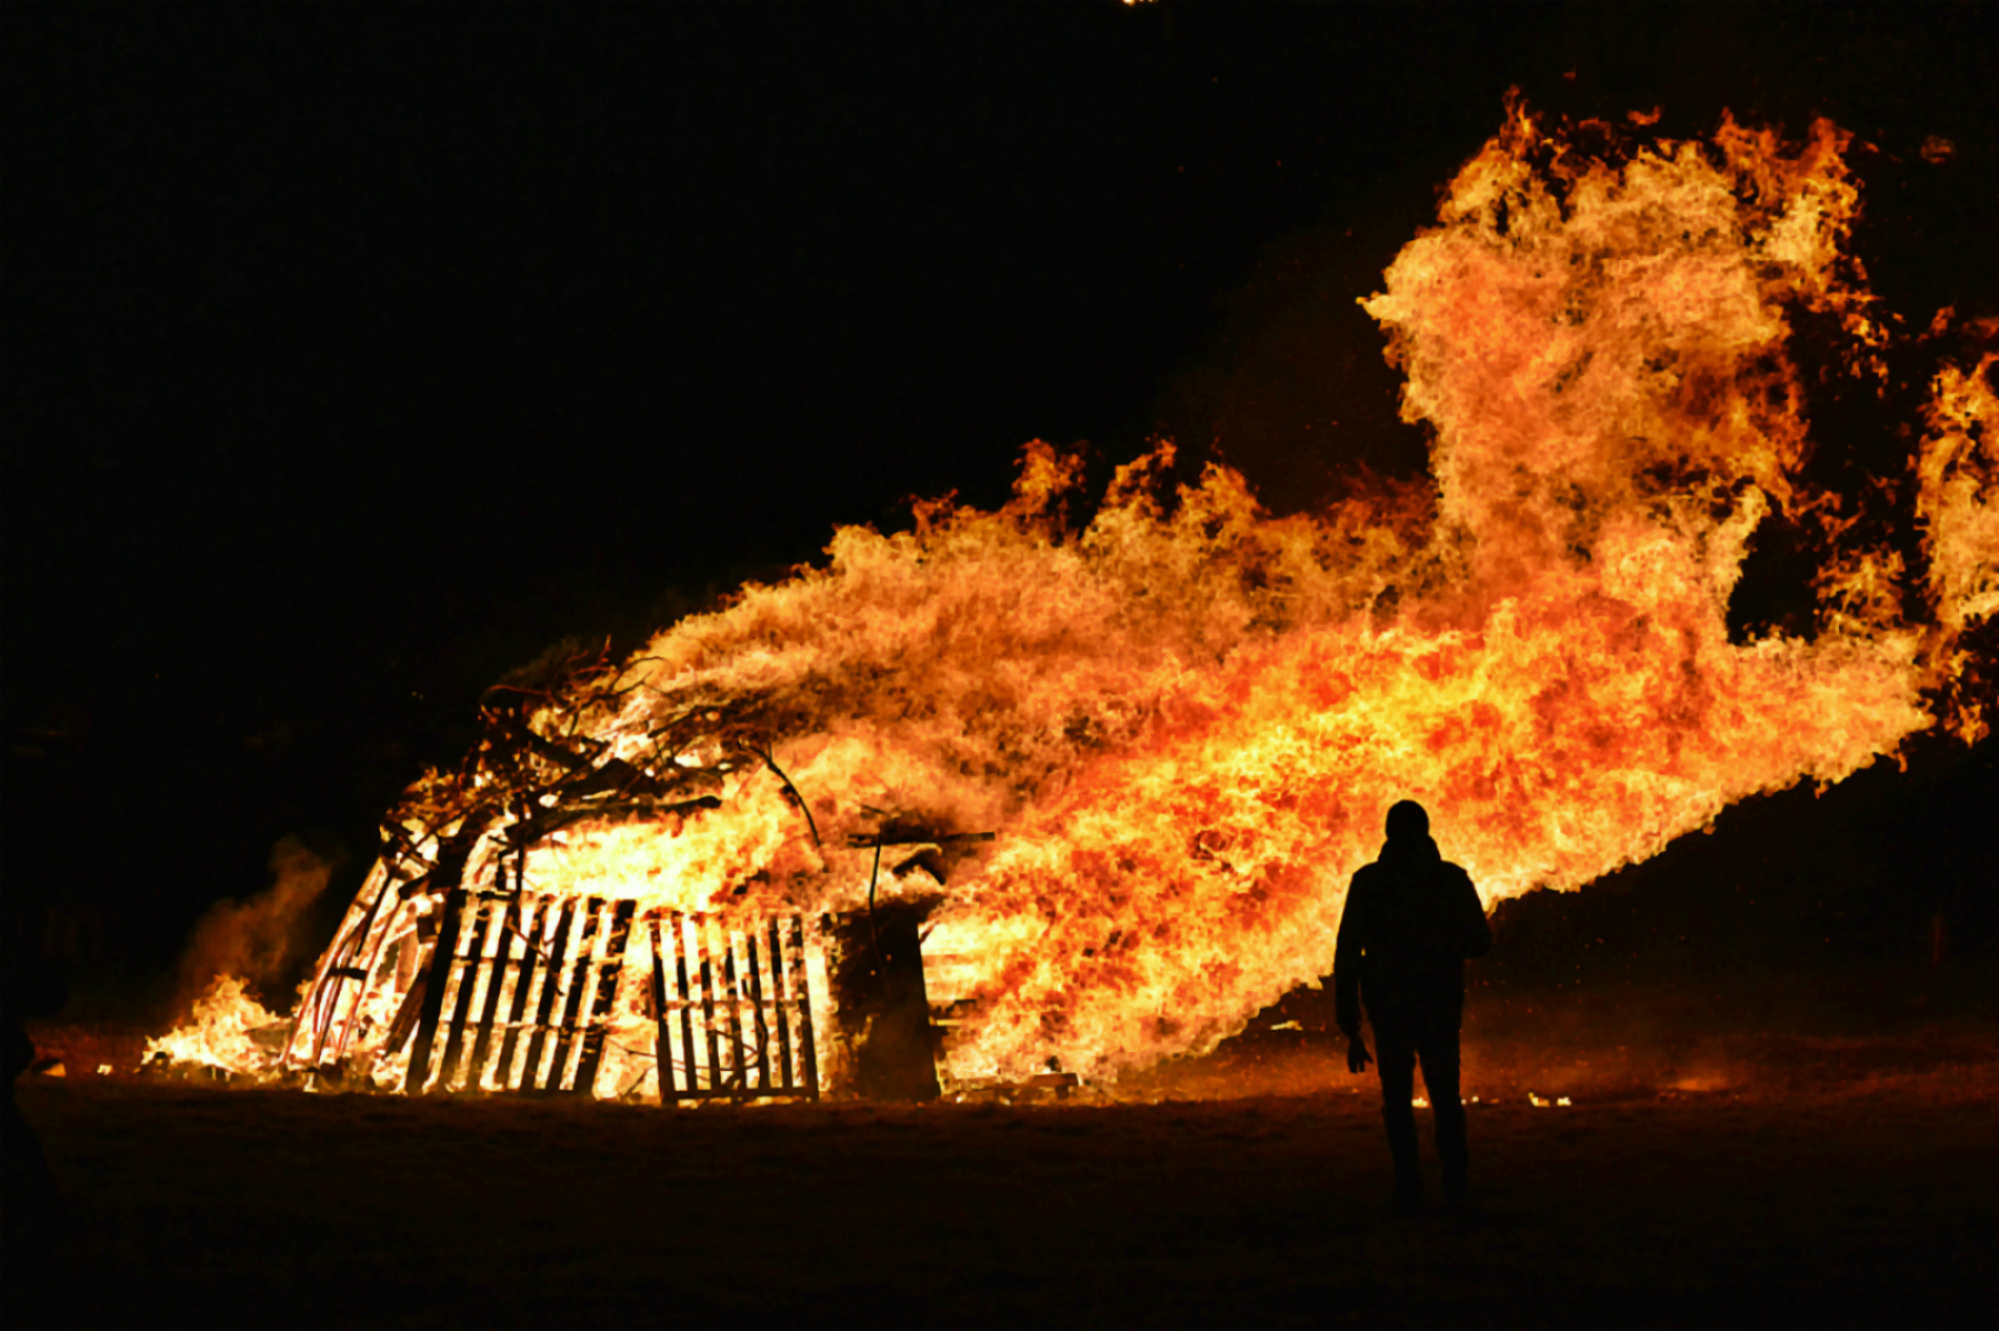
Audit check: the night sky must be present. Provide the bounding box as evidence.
[7,3,1997,998]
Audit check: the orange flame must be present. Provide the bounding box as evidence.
[166,102,1998,1093]
[145,976,285,1075]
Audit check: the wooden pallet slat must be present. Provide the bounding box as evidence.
[659,919,683,1095]
[721,926,746,1094]
[696,918,722,1091]
[674,915,700,1096]
[653,911,817,1104]
[434,896,496,1090]
[405,887,470,1093]
[572,899,636,1097]
[791,913,819,1100]
[744,928,769,1093]
[519,898,579,1090]
[547,898,607,1091]
[492,895,547,1089]
[767,916,795,1093]
[465,897,523,1088]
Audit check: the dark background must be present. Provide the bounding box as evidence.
[6,2,1996,1016]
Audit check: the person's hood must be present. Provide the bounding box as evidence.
[1379,831,1441,868]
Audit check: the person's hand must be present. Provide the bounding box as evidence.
[1347,1036,1372,1075]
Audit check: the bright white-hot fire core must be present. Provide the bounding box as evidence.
[155,102,1998,1093]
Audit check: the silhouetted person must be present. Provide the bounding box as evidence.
[1335,800,1491,1212]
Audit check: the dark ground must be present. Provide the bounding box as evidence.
[11,1009,1995,1330]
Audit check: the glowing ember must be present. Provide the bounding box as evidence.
[156,100,1997,1095]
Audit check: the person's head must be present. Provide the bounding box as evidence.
[1384,799,1430,843]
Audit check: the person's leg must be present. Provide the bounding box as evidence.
[1416,1013,1468,1202]
[1371,1018,1421,1203]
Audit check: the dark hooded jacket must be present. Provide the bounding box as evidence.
[1333,832,1490,1038]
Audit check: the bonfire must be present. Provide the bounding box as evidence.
[151,99,1998,1102]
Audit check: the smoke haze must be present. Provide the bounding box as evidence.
[175,835,337,1011]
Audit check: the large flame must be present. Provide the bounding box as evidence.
[163,102,1999,1093]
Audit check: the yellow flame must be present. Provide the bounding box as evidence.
[146,976,284,1075]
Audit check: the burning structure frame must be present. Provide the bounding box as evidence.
[280,660,987,1103]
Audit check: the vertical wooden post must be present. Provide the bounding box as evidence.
[435,897,496,1090]
[464,896,520,1090]
[405,887,469,1095]
[492,895,545,1090]
[649,915,676,1099]
[744,929,770,1094]
[790,914,819,1100]
[571,899,635,1097]
[548,897,606,1091]
[767,916,795,1093]
[673,913,700,1098]
[520,898,578,1090]
[720,926,747,1098]
[695,916,722,1092]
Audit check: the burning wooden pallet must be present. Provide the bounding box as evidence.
[650,912,819,1102]
[296,884,827,1101]
[260,659,1002,1102]
[404,889,636,1096]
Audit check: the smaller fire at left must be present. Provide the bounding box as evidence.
[143,976,288,1078]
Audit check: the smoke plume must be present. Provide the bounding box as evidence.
[175,835,337,1011]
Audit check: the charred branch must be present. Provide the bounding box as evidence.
[845,828,997,849]
[746,743,822,849]
[498,794,723,850]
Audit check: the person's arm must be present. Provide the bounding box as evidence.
[1333,873,1365,1036]
[1333,871,1373,1073]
